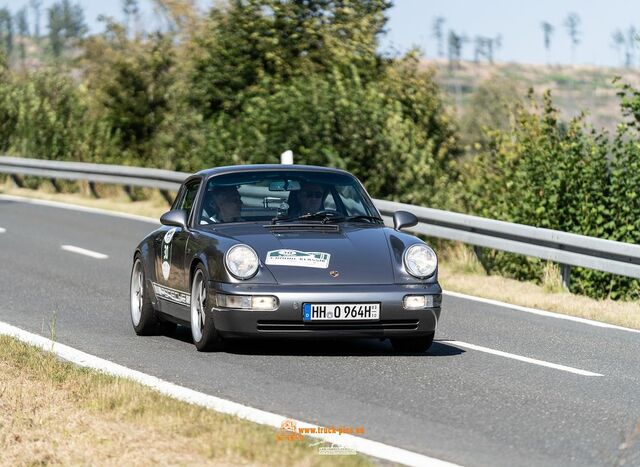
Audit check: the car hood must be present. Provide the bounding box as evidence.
[209,223,397,285]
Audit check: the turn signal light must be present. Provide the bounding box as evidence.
[402,295,435,310]
[215,294,278,311]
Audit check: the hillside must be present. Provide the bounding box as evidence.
[424,59,640,132]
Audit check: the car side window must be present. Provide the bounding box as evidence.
[178,181,201,217]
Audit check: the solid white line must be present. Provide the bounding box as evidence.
[61,245,109,259]
[443,290,640,335]
[0,194,160,224]
[443,340,603,377]
[0,321,460,467]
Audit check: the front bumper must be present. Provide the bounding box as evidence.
[209,282,442,339]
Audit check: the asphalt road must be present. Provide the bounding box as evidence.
[1,195,639,467]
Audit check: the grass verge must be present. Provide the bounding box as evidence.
[0,334,370,466]
[0,178,169,219]
[439,243,640,330]
[2,180,638,331]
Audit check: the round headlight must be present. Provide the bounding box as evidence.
[403,244,437,278]
[225,244,259,279]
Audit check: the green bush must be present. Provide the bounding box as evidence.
[463,89,640,299]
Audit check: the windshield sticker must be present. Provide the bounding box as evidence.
[265,249,331,269]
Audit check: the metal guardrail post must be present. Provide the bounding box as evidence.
[561,264,571,290]
[87,181,99,198]
[49,178,61,193]
[10,174,23,188]
[159,189,174,205]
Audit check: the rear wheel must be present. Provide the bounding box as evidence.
[190,266,223,351]
[130,256,159,335]
[391,332,435,353]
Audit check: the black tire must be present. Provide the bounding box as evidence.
[130,256,160,335]
[190,265,224,351]
[391,332,435,354]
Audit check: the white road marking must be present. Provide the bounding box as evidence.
[0,194,160,224]
[0,227,5,233]
[61,245,108,259]
[0,321,460,467]
[444,290,640,335]
[444,340,603,377]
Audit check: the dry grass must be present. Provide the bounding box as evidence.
[439,244,640,330]
[0,335,370,466]
[424,58,640,132]
[0,178,169,220]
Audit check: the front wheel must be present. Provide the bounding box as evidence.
[190,266,223,351]
[130,256,160,335]
[390,332,435,354]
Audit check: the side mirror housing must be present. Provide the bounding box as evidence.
[393,210,418,231]
[160,209,188,230]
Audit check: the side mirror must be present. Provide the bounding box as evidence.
[160,209,188,230]
[393,210,418,231]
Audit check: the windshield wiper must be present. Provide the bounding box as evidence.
[325,215,384,224]
[271,211,342,224]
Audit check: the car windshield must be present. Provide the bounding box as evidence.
[199,170,380,225]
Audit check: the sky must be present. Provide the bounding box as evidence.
[5,0,640,68]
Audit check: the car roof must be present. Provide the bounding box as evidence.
[193,164,353,179]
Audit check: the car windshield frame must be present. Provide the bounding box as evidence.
[197,169,381,226]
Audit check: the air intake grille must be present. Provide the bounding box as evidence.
[264,223,340,233]
[256,319,419,332]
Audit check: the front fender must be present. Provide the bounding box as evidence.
[188,231,277,285]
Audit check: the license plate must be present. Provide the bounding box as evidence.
[302,303,380,321]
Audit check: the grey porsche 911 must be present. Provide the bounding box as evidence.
[130,164,442,352]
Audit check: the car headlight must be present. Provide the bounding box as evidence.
[225,244,259,279]
[403,244,437,278]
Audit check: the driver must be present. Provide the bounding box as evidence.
[203,185,242,223]
[296,182,325,215]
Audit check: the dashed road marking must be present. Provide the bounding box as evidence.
[61,245,108,259]
[443,340,603,377]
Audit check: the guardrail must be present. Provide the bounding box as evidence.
[2,156,640,286]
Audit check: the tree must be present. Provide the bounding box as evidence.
[490,34,502,62]
[61,0,86,40]
[16,8,29,66]
[0,8,13,59]
[122,0,140,37]
[625,26,637,68]
[540,21,553,63]
[459,75,520,151]
[30,0,42,40]
[473,35,501,64]
[563,13,580,63]
[83,18,176,167]
[189,0,392,118]
[47,1,86,59]
[432,16,445,58]
[447,30,464,68]
[612,29,625,66]
[47,3,64,57]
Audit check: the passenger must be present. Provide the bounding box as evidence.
[203,185,242,223]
